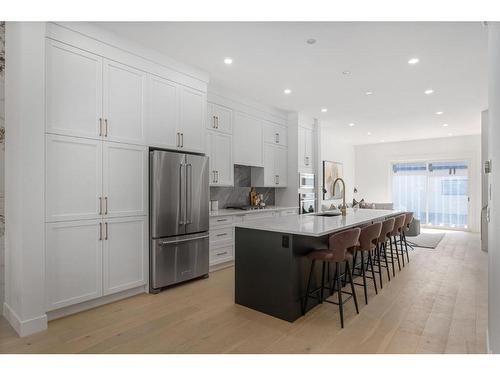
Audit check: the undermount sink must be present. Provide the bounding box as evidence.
[315,212,342,217]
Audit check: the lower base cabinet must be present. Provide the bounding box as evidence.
[46,216,147,311]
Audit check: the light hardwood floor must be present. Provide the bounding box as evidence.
[0,230,487,354]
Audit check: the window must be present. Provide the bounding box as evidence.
[392,160,469,229]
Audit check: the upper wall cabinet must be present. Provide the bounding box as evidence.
[233,112,263,167]
[147,75,179,149]
[206,131,233,186]
[252,144,288,187]
[298,126,314,172]
[207,102,233,134]
[263,120,288,147]
[46,40,103,139]
[179,86,206,153]
[103,59,146,145]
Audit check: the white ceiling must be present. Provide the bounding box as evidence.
[96,22,488,145]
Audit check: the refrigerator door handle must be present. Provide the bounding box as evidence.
[179,163,185,225]
[159,234,209,246]
[186,163,193,224]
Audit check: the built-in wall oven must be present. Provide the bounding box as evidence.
[299,173,315,190]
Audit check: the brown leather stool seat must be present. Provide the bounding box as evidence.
[388,214,406,270]
[352,222,382,304]
[302,228,360,328]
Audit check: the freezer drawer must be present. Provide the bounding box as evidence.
[150,232,209,291]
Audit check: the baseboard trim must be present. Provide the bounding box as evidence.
[47,285,146,321]
[209,261,234,273]
[3,302,48,337]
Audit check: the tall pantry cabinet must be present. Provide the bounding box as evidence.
[43,32,207,312]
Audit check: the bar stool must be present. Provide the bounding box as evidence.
[302,228,360,328]
[375,218,395,280]
[352,222,381,304]
[389,214,407,270]
[401,212,414,262]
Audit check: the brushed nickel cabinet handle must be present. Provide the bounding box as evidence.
[213,115,217,129]
[275,133,279,143]
[216,233,228,237]
[177,132,180,147]
[104,197,108,215]
[216,218,228,222]
[181,133,184,147]
[105,222,108,240]
[104,119,108,137]
[216,251,228,256]
[99,222,102,241]
[99,197,103,215]
[216,116,219,129]
[216,170,219,183]
[99,118,103,137]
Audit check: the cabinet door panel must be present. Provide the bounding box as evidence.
[263,121,287,146]
[46,40,102,139]
[213,132,233,186]
[46,220,103,310]
[46,135,102,222]
[103,59,146,145]
[263,143,277,187]
[275,146,288,187]
[148,75,178,148]
[103,142,147,218]
[103,217,147,295]
[208,103,233,134]
[179,86,206,152]
[233,112,263,167]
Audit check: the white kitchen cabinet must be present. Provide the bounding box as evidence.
[103,59,147,145]
[147,75,178,149]
[103,143,148,218]
[46,134,103,222]
[206,131,233,186]
[102,216,147,296]
[233,112,263,167]
[45,219,103,311]
[298,126,314,171]
[252,144,288,187]
[179,86,206,153]
[46,39,103,140]
[207,102,233,134]
[263,120,288,147]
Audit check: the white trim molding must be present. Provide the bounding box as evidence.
[3,302,47,337]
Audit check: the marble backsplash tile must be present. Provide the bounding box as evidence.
[210,165,275,208]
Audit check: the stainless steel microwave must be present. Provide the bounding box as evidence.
[299,173,315,190]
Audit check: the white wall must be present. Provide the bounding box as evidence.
[488,22,500,354]
[354,135,482,232]
[0,22,5,308]
[317,124,356,209]
[3,22,47,336]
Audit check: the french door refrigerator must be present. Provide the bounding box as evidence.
[150,149,209,293]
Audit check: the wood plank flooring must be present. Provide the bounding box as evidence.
[0,230,487,354]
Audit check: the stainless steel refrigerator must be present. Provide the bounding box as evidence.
[149,149,209,293]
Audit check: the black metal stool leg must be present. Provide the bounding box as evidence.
[376,244,383,289]
[336,262,344,328]
[368,251,378,294]
[389,238,396,276]
[383,242,391,281]
[319,261,326,303]
[393,236,401,271]
[346,259,359,314]
[399,235,405,267]
[302,260,315,315]
[403,232,410,263]
[360,251,368,304]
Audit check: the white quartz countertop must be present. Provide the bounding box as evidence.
[234,208,403,237]
[209,206,299,217]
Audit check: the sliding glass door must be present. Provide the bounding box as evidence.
[392,160,469,230]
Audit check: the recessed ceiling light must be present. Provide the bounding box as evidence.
[443,123,449,127]
[321,108,328,113]
[367,132,372,136]
[436,111,444,115]
[342,70,351,75]
[306,38,317,45]
[365,91,373,95]
[408,58,420,65]
[348,123,355,127]
[283,89,292,95]
[224,57,233,65]
[424,89,434,95]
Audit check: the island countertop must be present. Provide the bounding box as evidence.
[234,208,403,237]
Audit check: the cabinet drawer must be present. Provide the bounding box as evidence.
[209,215,233,228]
[210,244,234,265]
[210,227,234,245]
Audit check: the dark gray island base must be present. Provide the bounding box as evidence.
[234,209,402,322]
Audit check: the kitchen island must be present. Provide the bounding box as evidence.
[234,208,402,322]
